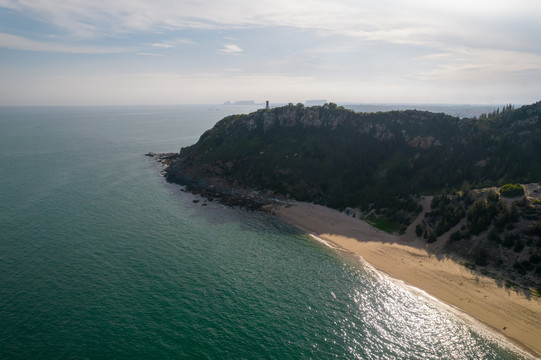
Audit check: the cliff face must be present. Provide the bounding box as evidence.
[165,102,541,214]
[197,103,459,144]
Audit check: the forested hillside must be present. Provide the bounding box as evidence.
[165,101,541,224]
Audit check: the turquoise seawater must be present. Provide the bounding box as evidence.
[0,105,530,359]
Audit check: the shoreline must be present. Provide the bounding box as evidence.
[272,201,541,358]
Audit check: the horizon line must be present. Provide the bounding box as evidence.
[0,101,526,108]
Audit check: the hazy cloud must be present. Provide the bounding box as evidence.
[411,47,541,82]
[136,52,166,56]
[1,0,537,48]
[150,43,174,49]
[219,44,243,54]
[0,33,129,53]
[2,1,540,58]
[149,39,194,48]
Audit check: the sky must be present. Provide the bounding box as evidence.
[0,0,540,106]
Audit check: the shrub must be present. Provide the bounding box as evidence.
[530,251,541,264]
[460,181,472,204]
[528,220,541,236]
[415,224,423,237]
[509,204,519,222]
[514,260,533,272]
[500,183,524,198]
[488,228,500,242]
[486,190,500,203]
[513,239,524,253]
[467,197,498,235]
[505,280,516,288]
[513,261,527,275]
[473,248,488,266]
[502,234,516,248]
[516,196,530,208]
[450,230,462,242]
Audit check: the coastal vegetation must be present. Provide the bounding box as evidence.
[420,184,541,288]
[499,183,525,197]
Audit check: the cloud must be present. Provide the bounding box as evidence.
[150,43,174,49]
[148,39,194,49]
[2,0,537,49]
[219,44,243,54]
[411,47,541,82]
[136,52,165,56]
[0,33,129,53]
[0,0,528,38]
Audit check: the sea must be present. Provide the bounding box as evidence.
[0,104,532,359]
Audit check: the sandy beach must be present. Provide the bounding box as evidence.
[273,201,541,358]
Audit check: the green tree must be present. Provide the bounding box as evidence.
[500,183,524,198]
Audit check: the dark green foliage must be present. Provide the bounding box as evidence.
[462,190,503,235]
[521,204,538,220]
[450,230,463,242]
[528,220,541,236]
[460,181,473,205]
[488,227,500,242]
[500,183,525,198]
[467,199,495,235]
[473,248,488,266]
[513,260,533,275]
[494,200,512,229]
[365,215,404,234]
[502,233,519,248]
[530,251,541,264]
[513,239,524,253]
[509,204,519,222]
[426,191,468,236]
[415,224,423,237]
[476,104,515,120]
[516,196,530,208]
[505,279,517,288]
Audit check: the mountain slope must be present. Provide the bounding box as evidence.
[166,101,541,213]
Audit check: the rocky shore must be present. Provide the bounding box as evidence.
[147,152,279,211]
